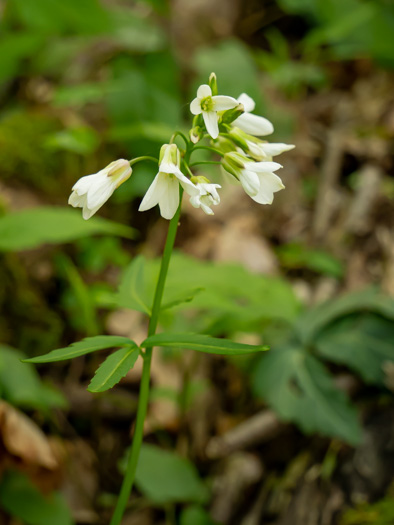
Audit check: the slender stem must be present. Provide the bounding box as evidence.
[110,191,183,525]
[129,156,158,166]
[189,161,222,168]
[169,131,189,148]
[191,145,224,157]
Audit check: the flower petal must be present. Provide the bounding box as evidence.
[237,93,255,112]
[158,177,179,220]
[174,170,200,197]
[212,95,238,111]
[252,172,285,204]
[202,110,219,139]
[234,113,274,136]
[68,191,86,208]
[261,143,295,157]
[197,84,211,99]
[72,173,102,194]
[190,98,202,115]
[240,169,260,197]
[86,178,115,209]
[139,172,166,212]
[82,203,102,220]
[245,161,282,173]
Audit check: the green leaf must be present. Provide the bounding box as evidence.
[276,243,344,278]
[0,207,135,251]
[135,444,209,504]
[116,255,152,315]
[161,287,204,311]
[252,345,362,445]
[0,346,66,410]
[0,470,74,525]
[315,313,394,385]
[24,336,135,363]
[141,333,269,356]
[88,345,139,392]
[180,505,218,525]
[296,288,394,345]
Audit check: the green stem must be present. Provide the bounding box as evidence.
[110,191,183,525]
[169,131,189,148]
[129,156,158,166]
[189,161,222,168]
[191,145,224,157]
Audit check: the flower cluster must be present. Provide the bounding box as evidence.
[69,74,294,220]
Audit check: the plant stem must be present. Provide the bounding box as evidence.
[110,190,183,525]
[129,156,158,166]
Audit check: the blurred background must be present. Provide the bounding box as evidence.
[0,0,394,524]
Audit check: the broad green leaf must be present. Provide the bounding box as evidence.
[141,333,269,356]
[252,345,362,445]
[296,288,394,344]
[135,444,209,504]
[24,336,134,363]
[276,243,344,278]
[88,345,139,392]
[0,346,66,410]
[180,506,217,525]
[0,207,135,251]
[315,313,394,385]
[161,287,204,311]
[116,255,152,315]
[0,470,74,525]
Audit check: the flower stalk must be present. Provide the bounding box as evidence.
[110,189,183,525]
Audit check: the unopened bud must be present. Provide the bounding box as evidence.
[220,103,244,125]
[190,126,203,144]
[209,72,218,96]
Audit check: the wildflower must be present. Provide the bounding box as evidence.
[190,84,238,139]
[139,144,199,220]
[189,176,221,215]
[233,93,274,136]
[228,126,294,161]
[68,159,132,220]
[222,151,284,204]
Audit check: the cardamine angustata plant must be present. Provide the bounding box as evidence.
[26,73,294,525]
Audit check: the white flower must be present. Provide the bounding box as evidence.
[228,126,294,161]
[233,93,274,137]
[190,84,238,139]
[189,178,221,215]
[68,159,132,220]
[139,144,199,220]
[223,152,284,205]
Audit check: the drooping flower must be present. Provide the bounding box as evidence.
[189,176,221,215]
[68,159,132,220]
[190,84,238,139]
[222,151,284,205]
[139,144,199,220]
[228,126,294,161]
[233,93,274,137]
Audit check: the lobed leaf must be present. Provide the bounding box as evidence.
[24,336,135,363]
[88,345,140,392]
[141,333,269,355]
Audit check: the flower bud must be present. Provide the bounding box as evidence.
[159,143,180,167]
[208,72,218,96]
[220,103,244,125]
[190,126,203,144]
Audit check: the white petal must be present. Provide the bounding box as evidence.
[212,95,238,111]
[240,169,260,197]
[246,161,282,173]
[174,170,200,197]
[190,98,202,115]
[82,203,102,220]
[87,178,115,209]
[252,172,285,204]
[197,84,211,98]
[200,202,214,215]
[158,177,179,220]
[261,143,295,157]
[68,191,86,208]
[237,93,255,112]
[234,113,274,136]
[139,172,165,212]
[72,172,103,194]
[202,111,219,139]
[190,195,201,209]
